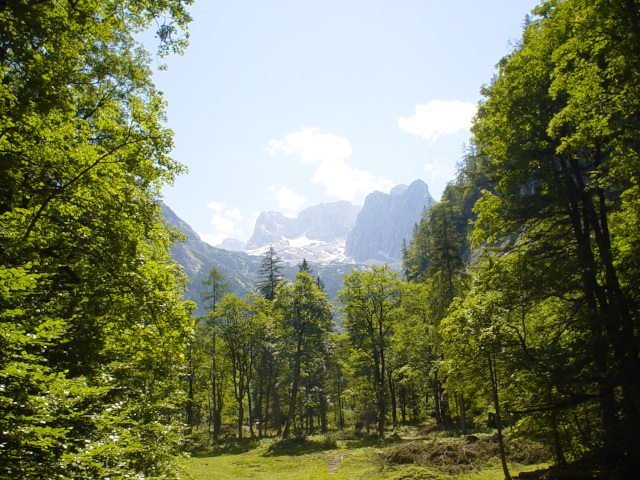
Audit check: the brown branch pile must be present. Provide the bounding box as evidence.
[379,434,550,474]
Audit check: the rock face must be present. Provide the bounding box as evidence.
[217,238,246,251]
[246,201,361,249]
[245,180,434,265]
[162,178,435,310]
[345,179,434,263]
[245,201,362,264]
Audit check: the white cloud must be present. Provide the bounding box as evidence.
[210,214,238,234]
[268,186,307,214]
[399,100,476,141]
[424,157,456,182]
[198,232,226,247]
[207,201,225,213]
[268,126,391,201]
[205,201,243,243]
[225,207,243,221]
[268,127,352,164]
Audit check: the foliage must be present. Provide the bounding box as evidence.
[462,0,640,461]
[0,0,193,477]
[215,294,268,438]
[201,267,230,311]
[256,246,285,301]
[275,272,334,438]
[339,265,404,436]
[75,2,640,476]
[392,1,640,471]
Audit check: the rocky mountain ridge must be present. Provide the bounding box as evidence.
[162,178,434,311]
[345,179,434,263]
[226,178,434,266]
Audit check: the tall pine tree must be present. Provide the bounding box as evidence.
[256,246,285,301]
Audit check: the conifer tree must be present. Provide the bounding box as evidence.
[256,246,285,301]
[298,258,313,275]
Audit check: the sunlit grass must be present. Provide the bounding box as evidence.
[180,435,550,480]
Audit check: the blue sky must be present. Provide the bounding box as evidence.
[151,0,541,246]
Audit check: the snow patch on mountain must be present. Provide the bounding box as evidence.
[288,235,317,248]
[246,235,352,265]
[219,179,434,266]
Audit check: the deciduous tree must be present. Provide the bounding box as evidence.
[0,1,193,478]
[472,0,640,460]
[275,272,333,438]
[339,265,404,436]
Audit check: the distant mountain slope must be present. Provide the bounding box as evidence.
[161,204,260,312]
[247,201,361,248]
[161,204,365,312]
[162,178,433,311]
[345,179,434,263]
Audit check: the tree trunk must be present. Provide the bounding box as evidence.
[211,331,219,440]
[388,369,397,429]
[186,341,194,434]
[400,386,407,424]
[319,389,328,433]
[375,372,385,436]
[282,333,303,439]
[458,393,467,435]
[248,385,255,437]
[374,344,386,437]
[214,379,223,440]
[256,369,263,437]
[487,352,511,480]
[263,356,274,436]
[274,386,282,436]
[337,372,345,430]
[432,375,442,424]
[237,397,244,439]
[551,409,566,465]
[441,391,452,427]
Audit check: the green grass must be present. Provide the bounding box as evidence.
[180,435,550,480]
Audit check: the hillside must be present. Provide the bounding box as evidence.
[162,204,367,312]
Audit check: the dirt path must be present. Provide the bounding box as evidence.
[327,453,344,474]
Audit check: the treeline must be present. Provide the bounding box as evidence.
[188,1,640,476]
[186,188,477,439]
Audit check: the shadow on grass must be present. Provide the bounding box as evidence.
[188,431,416,459]
[263,436,338,457]
[339,433,406,449]
[190,438,263,458]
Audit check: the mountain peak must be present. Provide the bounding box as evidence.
[345,179,434,263]
[243,179,434,265]
[390,184,409,196]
